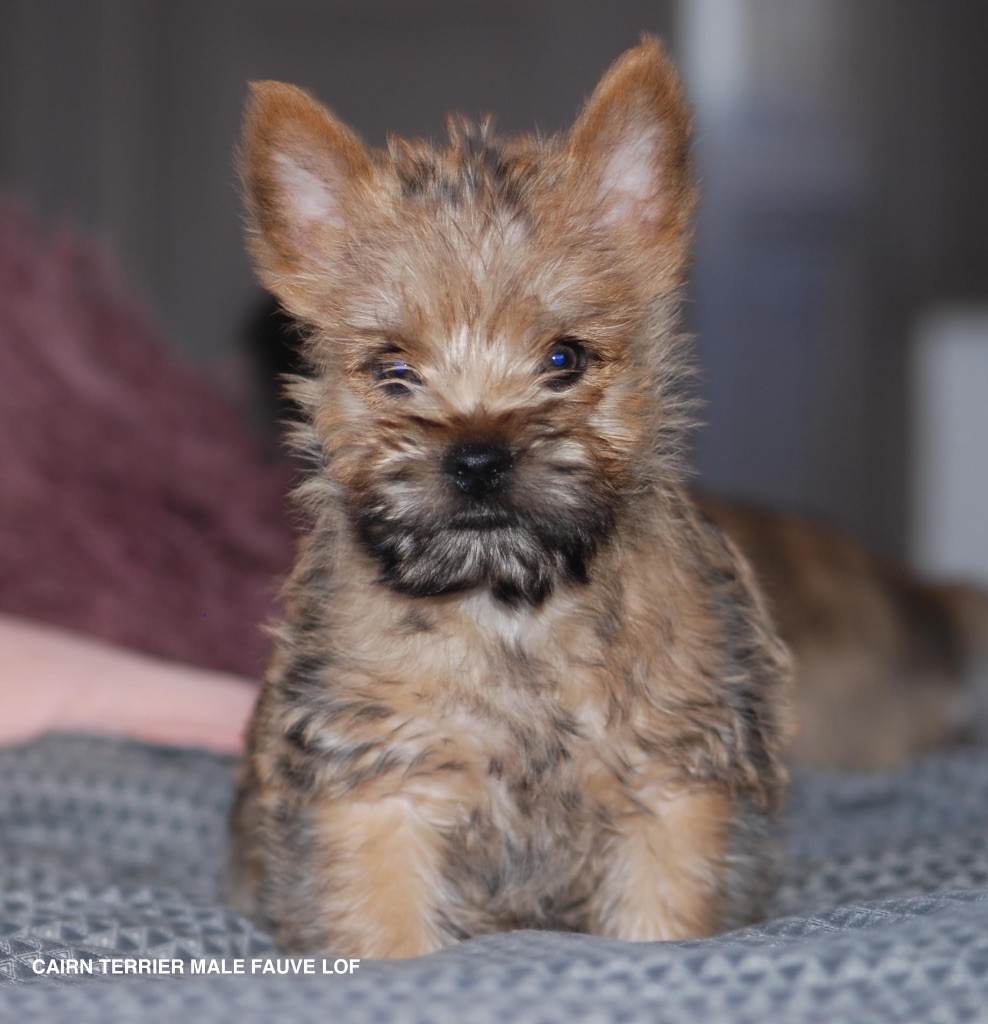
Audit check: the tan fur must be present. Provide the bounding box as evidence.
[589,782,732,941]
[312,796,449,958]
[701,497,988,769]
[230,38,793,958]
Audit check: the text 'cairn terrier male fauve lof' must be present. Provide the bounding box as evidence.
[229,38,794,958]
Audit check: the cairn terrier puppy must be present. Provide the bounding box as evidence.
[230,37,793,957]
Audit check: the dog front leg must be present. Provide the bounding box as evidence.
[273,787,459,959]
[588,783,735,942]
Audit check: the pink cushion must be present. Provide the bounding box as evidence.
[0,203,295,678]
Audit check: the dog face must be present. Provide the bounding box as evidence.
[241,38,696,605]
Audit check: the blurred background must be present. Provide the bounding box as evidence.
[2,0,986,578]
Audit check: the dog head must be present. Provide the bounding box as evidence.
[240,37,696,605]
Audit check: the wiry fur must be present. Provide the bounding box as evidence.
[230,38,794,958]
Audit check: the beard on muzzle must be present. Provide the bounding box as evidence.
[354,498,615,607]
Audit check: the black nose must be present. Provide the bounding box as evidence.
[443,442,514,499]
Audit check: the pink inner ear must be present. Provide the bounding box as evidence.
[273,151,346,233]
[597,125,664,228]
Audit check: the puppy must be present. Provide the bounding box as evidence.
[229,37,793,958]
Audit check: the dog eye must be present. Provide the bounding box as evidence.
[374,359,420,396]
[541,340,587,389]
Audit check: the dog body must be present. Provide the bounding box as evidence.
[702,498,988,769]
[230,39,792,957]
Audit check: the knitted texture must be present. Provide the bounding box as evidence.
[2,735,987,1023]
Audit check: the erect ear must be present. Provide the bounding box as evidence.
[566,37,696,286]
[239,81,374,318]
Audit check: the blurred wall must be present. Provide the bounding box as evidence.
[912,310,988,583]
[0,0,673,383]
[681,0,988,557]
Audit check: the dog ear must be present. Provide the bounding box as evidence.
[566,37,696,287]
[240,81,374,317]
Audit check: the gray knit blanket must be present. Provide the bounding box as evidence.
[1,734,987,1023]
